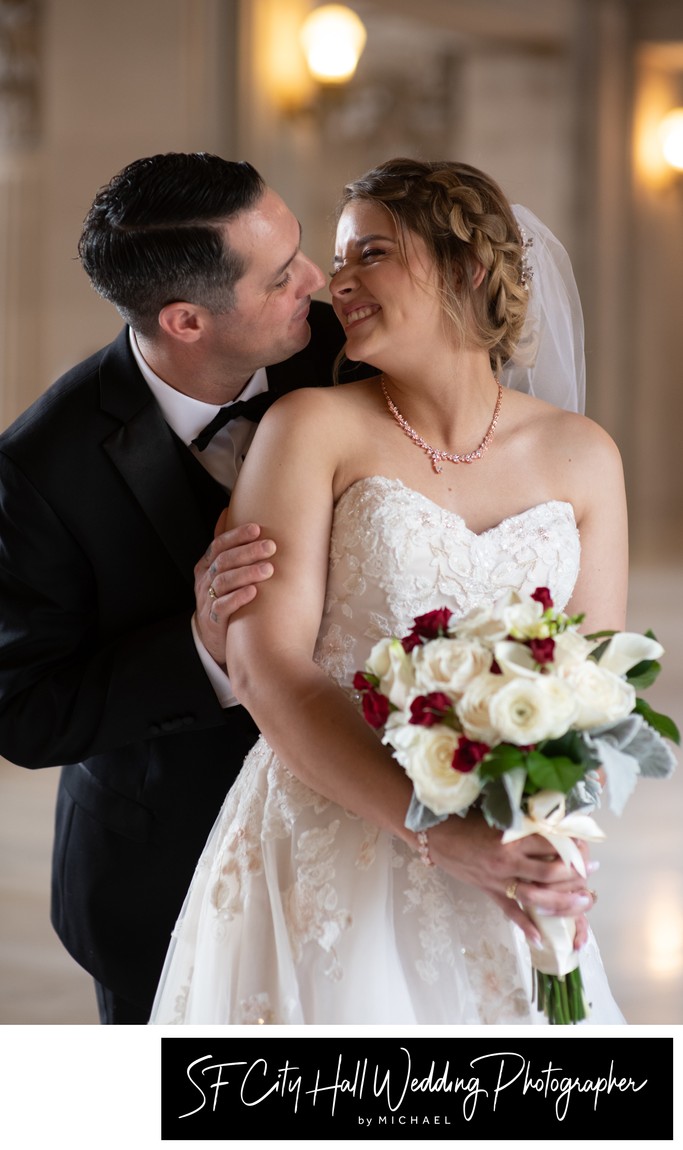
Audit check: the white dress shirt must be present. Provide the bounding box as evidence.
[129,330,267,707]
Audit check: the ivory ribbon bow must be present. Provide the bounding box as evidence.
[501,790,605,878]
[501,790,606,977]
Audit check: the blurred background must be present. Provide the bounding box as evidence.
[0,0,681,1025]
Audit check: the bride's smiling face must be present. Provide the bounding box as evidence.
[330,201,446,368]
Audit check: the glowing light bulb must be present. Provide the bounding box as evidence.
[300,5,367,85]
[659,108,683,171]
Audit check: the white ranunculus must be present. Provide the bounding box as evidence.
[595,632,664,677]
[384,723,483,815]
[456,672,504,743]
[365,637,416,710]
[488,675,578,745]
[558,662,636,730]
[412,636,490,697]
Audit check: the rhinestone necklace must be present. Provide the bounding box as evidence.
[380,376,503,474]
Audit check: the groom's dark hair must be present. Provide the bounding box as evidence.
[78,152,266,335]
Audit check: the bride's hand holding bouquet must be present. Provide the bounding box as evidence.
[354,587,679,1024]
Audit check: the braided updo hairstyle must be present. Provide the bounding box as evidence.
[338,158,528,374]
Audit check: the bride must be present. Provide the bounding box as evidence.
[150,158,627,1025]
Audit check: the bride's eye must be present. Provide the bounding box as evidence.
[329,247,387,279]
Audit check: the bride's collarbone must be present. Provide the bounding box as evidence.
[336,417,562,526]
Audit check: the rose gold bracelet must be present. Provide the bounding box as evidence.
[416,829,434,867]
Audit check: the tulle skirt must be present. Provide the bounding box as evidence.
[150,736,625,1026]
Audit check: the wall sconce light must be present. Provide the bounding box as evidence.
[659,107,683,171]
[299,5,367,86]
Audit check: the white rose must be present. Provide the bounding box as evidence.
[412,636,490,697]
[595,632,664,677]
[488,675,578,745]
[450,604,509,645]
[384,723,483,815]
[365,637,416,710]
[456,672,503,743]
[558,662,636,729]
[551,629,596,670]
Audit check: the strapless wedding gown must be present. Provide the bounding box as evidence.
[150,477,624,1025]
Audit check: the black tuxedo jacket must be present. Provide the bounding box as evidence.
[0,302,355,1013]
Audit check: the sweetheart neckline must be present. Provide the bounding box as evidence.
[335,475,576,540]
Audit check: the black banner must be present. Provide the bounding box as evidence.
[160,1035,673,1140]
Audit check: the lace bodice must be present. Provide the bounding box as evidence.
[314,476,580,687]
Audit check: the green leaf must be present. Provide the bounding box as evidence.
[634,697,681,745]
[525,751,587,793]
[625,659,661,689]
[479,744,526,780]
[584,629,617,643]
[540,730,600,769]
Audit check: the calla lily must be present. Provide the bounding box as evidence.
[595,632,664,677]
[493,639,539,677]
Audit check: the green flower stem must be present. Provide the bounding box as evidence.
[533,968,588,1024]
[559,974,570,1023]
[536,971,545,1013]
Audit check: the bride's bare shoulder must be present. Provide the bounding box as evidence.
[504,388,621,464]
[263,378,382,429]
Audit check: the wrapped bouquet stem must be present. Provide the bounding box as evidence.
[502,790,605,1023]
[354,587,679,1025]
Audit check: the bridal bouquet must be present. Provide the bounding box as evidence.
[353,587,679,1024]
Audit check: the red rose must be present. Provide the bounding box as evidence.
[353,671,373,691]
[452,735,490,773]
[413,607,453,638]
[531,587,553,611]
[529,637,555,665]
[401,632,423,653]
[402,607,453,650]
[409,692,453,727]
[361,689,390,729]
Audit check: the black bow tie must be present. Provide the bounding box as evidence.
[192,391,274,452]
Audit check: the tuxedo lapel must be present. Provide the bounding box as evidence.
[98,330,224,584]
[94,309,357,583]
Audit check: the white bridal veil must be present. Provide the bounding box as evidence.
[501,204,586,415]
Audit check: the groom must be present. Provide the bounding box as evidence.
[0,152,364,1023]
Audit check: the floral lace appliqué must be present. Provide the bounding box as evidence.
[315,477,580,688]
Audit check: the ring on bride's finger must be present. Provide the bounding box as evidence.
[208,584,217,600]
[505,880,519,901]
[588,888,598,904]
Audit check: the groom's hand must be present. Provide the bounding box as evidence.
[194,517,276,666]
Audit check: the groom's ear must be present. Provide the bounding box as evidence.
[157,301,206,343]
